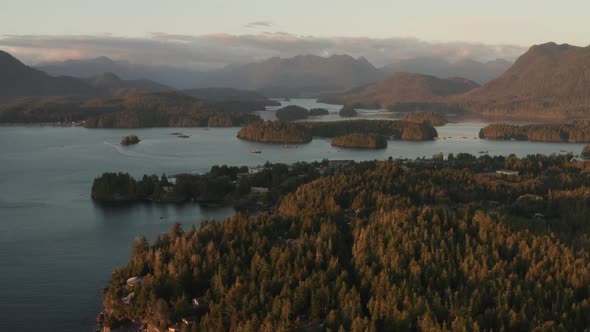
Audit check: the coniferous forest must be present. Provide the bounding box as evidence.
[479,121,590,143]
[101,154,590,331]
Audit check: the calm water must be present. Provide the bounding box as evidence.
[0,99,585,331]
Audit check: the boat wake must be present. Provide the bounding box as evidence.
[103,141,185,161]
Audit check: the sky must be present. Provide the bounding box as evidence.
[0,0,588,68]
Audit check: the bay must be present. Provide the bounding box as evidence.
[0,99,584,331]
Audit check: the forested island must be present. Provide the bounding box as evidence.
[307,120,438,141]
[237,121,313,144]
[238,120,437,144]
[274,106,330,121]
[100,154,590,331]
[331,133,387,149]
[479,121,590,143]
[403,111,448,126]
[309,108,329,116]
[339,105,358,117]
[275,105,309,121]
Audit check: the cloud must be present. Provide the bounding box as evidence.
[0,33,527,70]
[244,21,273,28]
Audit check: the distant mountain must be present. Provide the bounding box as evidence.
[321,72,478,109]
[37,54,384,96]
[381,57,512,84]
[85,72,172,97]
[0,50,96,100]
[457,42,590,120]
[37,57,207,89]
[203,54,384,97]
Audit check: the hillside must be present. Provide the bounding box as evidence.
[0,91,260,127]
[100,155,590,331]
[382,57,512,84]
[457,42,590,120]
[0,50,96,100]
[85,72,171,96]
[321,72,478,109]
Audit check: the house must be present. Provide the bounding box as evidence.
[237,172,250,179]
[249,166,265,174]
[251,187,269,193]
[532,213,546,223]
[182,317,196,326]
[192,297,208,309]
[168,323,181,332]
[126,276,144,287]
[496,169,519,176]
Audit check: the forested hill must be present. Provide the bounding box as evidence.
[457,42,590,120]
[101,154,590,331]
[0,91,260,127]
[0,50,96,99]
[319,72,478,109]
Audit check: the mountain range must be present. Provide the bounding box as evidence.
[36,54,511,95]
[0,51,173,100]
[3,41,590,121]
[320,42,590,120]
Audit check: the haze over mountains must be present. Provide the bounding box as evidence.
[36,53,511,94]
[0,50,172,100]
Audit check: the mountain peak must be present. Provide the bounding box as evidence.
[0,50,26,68]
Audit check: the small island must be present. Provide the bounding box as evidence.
[331,133,387,149]
[339,105,358,117]
[479,121,590,143]
[275,105,309,121]
[120,134,140,145]
[309,108,329,116]
[403,111,448,126]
